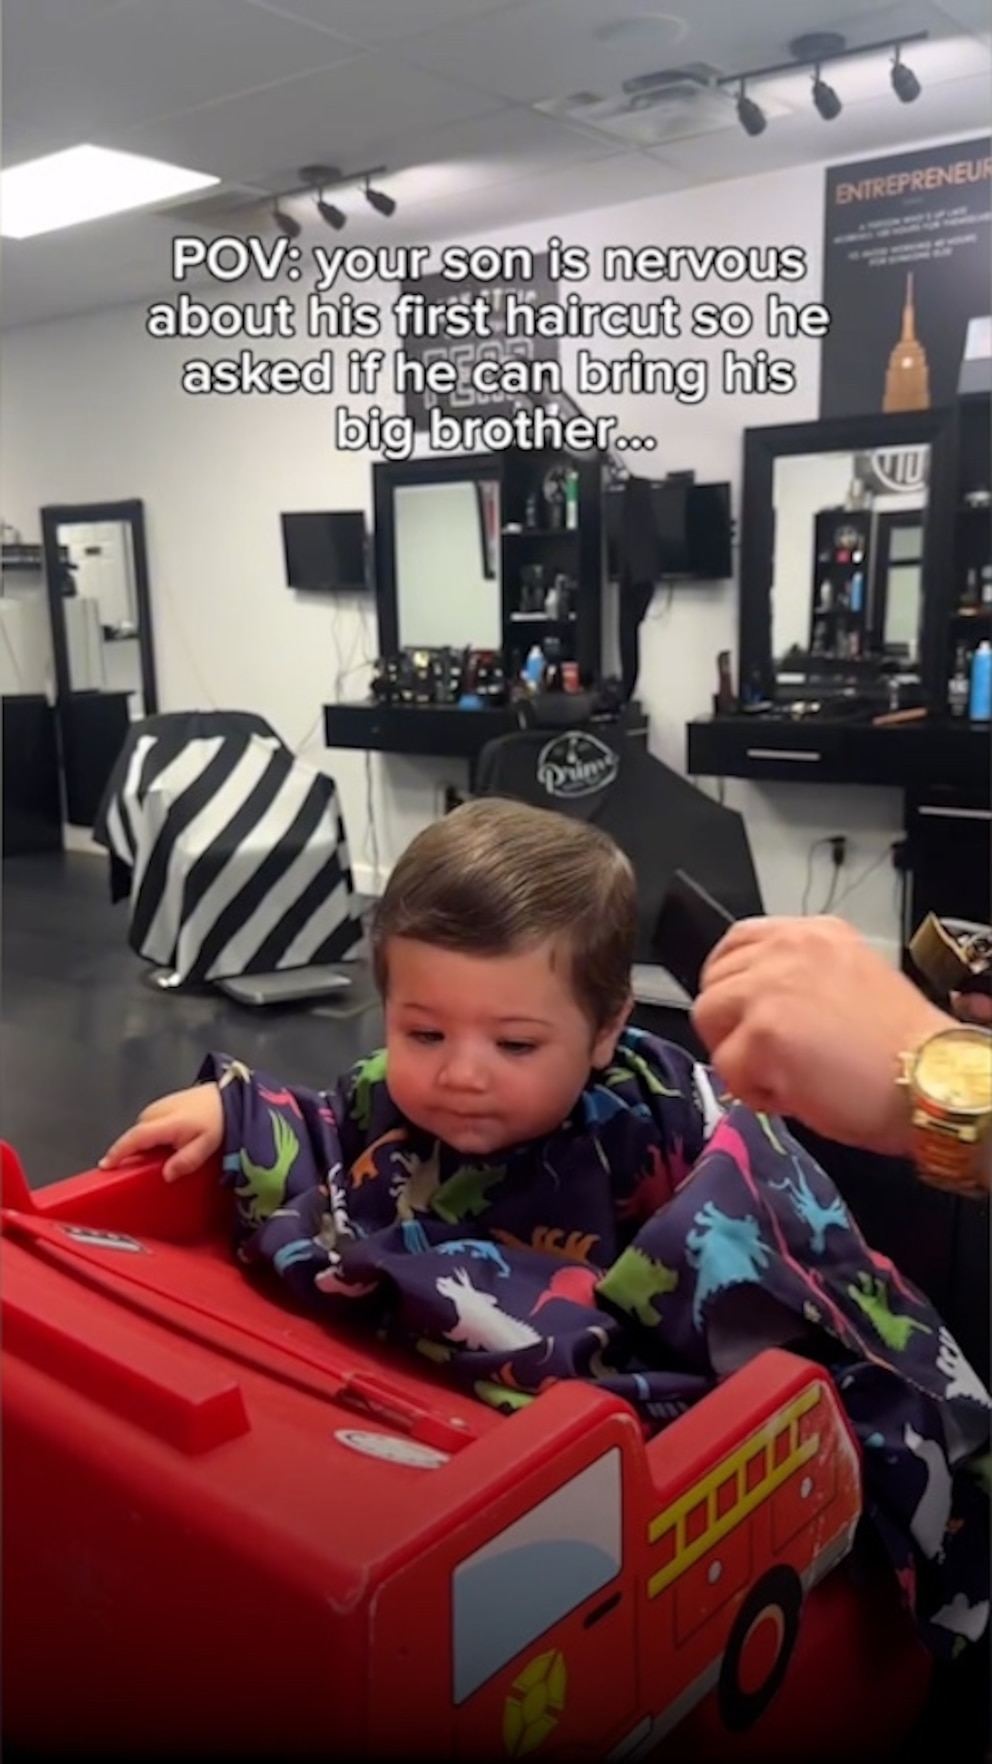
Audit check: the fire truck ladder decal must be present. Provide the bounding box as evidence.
[646,1384,823,1599]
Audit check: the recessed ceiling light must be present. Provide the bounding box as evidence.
[0,144,219,240]
[595,14,688,46]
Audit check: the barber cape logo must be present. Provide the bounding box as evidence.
[536,732,619,800]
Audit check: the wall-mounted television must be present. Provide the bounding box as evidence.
[606,479,733,583]
[281,511,368,593]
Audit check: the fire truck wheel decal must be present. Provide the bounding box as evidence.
[502,1648,568,1757]
[717,1565,803,1733]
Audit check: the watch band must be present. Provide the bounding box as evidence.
[910,1102,989,1194]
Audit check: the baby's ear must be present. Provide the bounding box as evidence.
[591,996,632,1068]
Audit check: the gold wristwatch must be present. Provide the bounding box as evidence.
[898,1024,992,1196]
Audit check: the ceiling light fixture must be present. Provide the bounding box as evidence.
[736,80,767,136]
[891,45,922,103]
[316,194,347,230]
[811,65,842,120]
[717,28,928,138]
[273,202,301,240]
[363,180,397,219]
[263,161,397,234]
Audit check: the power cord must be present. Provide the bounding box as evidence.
[828,847,895,914]
[801,837,833,915]
[821,865,842,914]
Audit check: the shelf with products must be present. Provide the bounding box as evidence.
[945,393,992,720]
[807,506,872,665]
[498,447,603,688]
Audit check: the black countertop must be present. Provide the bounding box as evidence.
[687,713,989,793]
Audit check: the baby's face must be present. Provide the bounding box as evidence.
[383,937,624,1157]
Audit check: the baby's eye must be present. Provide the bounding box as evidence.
[498,1040,538,1056]
[408,1029,443,1045]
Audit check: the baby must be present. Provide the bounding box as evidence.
[102,796,710,1260]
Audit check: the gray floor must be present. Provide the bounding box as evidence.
[1,850,384,1186]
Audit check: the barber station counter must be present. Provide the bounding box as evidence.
[686,713,989,793]
[324,698,648,782]
[686,711,991,962]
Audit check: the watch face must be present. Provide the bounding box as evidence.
[914,1028,992,1115]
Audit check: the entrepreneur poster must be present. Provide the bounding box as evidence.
[820,136,991,418]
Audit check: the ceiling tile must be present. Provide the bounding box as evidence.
[408,148,691,246]
[1,0,362,138]
[372,104,628,207]
[1,115,72,169]
[246,0,529,45]
[396,0,707,107]
[123,54,507,183]
[396,0,971,105]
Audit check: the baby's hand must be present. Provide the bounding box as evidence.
[100,1084,224,1182]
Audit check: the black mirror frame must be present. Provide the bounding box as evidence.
[372,453,505,657]
[40,497,159,716]
[738,407,958,705]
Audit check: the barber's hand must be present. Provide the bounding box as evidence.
[100,1083,224,1182]
[692,916,948,1157]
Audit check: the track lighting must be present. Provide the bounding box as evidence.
[891,47,921,103]
[736,81,767,136]
[718,29,927,137]
[316,195,346,230]
[364,181,396,219]
[273,203,301,240]
[267,162,397,233]
[811,66,842,120]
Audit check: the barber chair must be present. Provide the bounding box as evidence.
[93,709,365,1003]
[474,701,764,978]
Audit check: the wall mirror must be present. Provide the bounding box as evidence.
[373,454,503,657]
[41,498,158,825]
[739,410,956,704]
[771,443,930,674]
[42,499,157,719]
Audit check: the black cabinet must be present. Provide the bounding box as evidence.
[686,714,990,793]
[2,696,62,856]
[59,692,131,828]
[905,784,992,933]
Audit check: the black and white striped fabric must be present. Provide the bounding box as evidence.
[94,720,363,984]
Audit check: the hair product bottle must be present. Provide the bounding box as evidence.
[948,644,970,719]
[969,640,992,722]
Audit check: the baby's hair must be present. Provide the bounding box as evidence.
[370,797,636,1030]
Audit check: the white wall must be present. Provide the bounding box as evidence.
[6,141,966,951]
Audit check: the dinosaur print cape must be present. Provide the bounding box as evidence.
[201,1027,990,1660]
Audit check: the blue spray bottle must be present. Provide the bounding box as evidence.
[968,640,991,721]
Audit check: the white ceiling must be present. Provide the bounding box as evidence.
[2,0,990,330]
